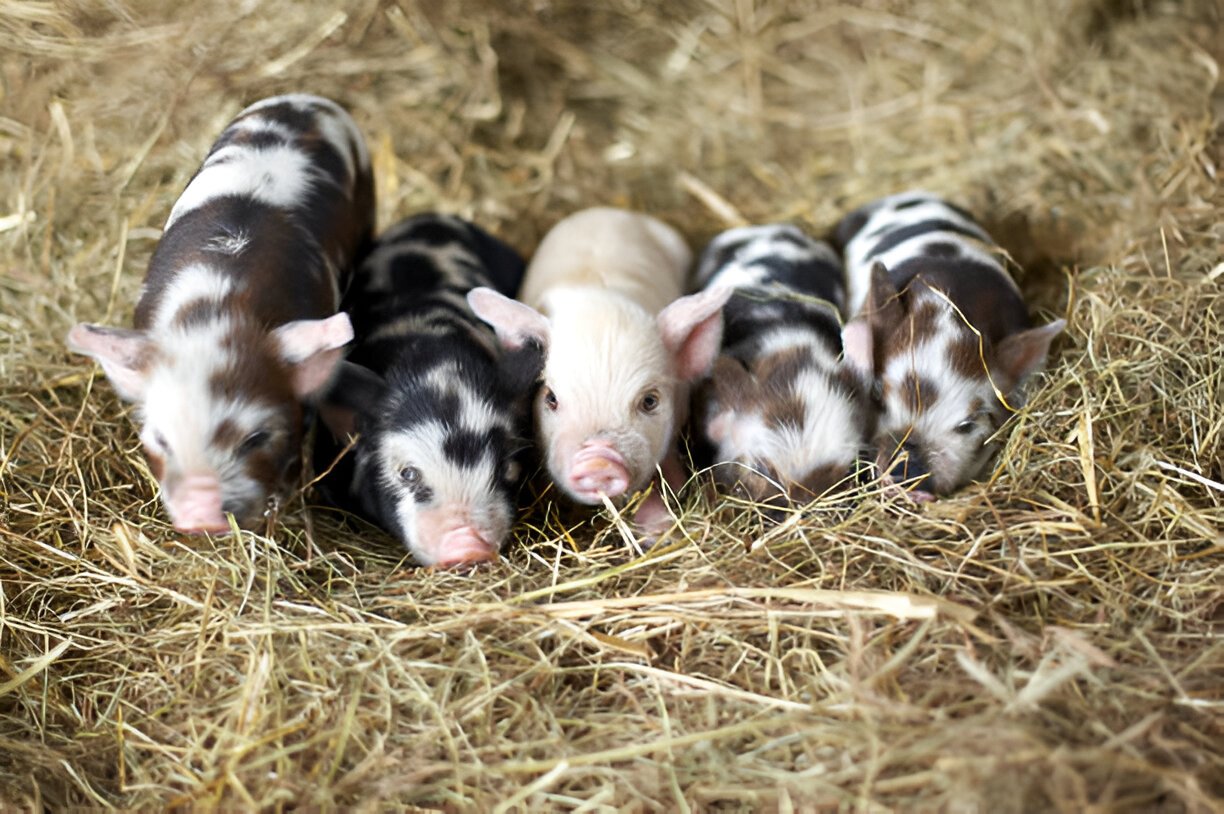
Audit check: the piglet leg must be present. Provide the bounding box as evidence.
[631,449,686,545]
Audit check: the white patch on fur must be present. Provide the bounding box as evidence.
[755,326,840,368]
[204,228,251,256]
[698,224,840,289]
[165,144,315,229]
[149,265,235,332]
[229,115,296,143]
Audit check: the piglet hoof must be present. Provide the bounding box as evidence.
[631,491,676,549]
[882,480,935,504]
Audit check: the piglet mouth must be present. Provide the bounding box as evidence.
[568,442,631,502]
[433,527,500,568]
[168,474,230,534]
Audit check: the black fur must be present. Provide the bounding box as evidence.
[314,214,543,551]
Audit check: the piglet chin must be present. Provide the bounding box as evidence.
[432,527,500,568]
[568,442,631,502]
[168,474,229,534]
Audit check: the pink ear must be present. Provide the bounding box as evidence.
[466,287,550,351]
[272,313,353,363]
[841,318,873,375]
[272,314,354,399]
[658,286,733,382]
[66,323,153,401]
[995,319,1066,390]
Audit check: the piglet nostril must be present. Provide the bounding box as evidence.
[887,442,929,486]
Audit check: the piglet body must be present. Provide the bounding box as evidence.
[836,191,1065,498]
[67,94,373,531]
[315,214,542,567]
[695,224,870,506]
[468,207,730,536]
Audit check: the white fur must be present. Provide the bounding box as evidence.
[242,94,371,174]
[165,143,316,229]
[149,265,235,332]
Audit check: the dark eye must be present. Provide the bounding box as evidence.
[542,387,558,411]
[954,419,977,435]
[400,466,421,485]
[237,430,271,455]
[153,431,170,453]
[503,459,522,482]
[639,391,660,413]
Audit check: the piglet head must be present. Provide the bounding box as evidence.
[468,285,730,505]
[67,313,352,532]
[318,342,544,567]
[700,344,870,510]
[843,262,1065,497]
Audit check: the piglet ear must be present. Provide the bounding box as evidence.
[271,313,354,399]
[66,323,153,401]
[658,285,733,382]
[845,262,902,374]
[317,361,386,440]
[467,287,551,352]
[841,319,874,376]
[994,319,1066,391]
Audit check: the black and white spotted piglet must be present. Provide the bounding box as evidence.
[694,224,871,507]
[836,191,1065,498]
[315,214,543,567]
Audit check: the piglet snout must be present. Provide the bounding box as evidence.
[169,474,228,533]
[570,441,630,499]
[882,443,935,503]
[434,527,499,568]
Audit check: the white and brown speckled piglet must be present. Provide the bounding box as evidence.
[67,94,373,532]
[694,224,871,510]
[467,207,731,537]
[836,191,1065,499]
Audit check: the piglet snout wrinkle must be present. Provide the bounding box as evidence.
[169,474,228,533]
[570,440,630,499]
[434,527,500,568]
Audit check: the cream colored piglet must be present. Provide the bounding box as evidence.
[467,207,730,537]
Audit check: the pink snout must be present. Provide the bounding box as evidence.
[433,527,499,568]
[569,441,630,500]
[168,474,228,534]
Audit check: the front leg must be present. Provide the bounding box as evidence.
[631,448,686,545]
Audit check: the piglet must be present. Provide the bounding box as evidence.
[694,224,871,509]
[314,214,543,567]
[836,191,1065,498]
[67,94,373,532]
[467,207,731,536]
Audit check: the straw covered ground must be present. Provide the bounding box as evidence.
[2,0,1222,810]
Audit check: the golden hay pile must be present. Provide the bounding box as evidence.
[2,0,1222,809]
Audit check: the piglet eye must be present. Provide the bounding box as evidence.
[542,387,558,412]
[400,466,421,485]
[639,391,661,414]
[954,419,977,435]
[237,430,271,455]
[503,459,522,483]
[153,431,170,453]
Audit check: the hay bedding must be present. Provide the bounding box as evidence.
[1,0,1221,809]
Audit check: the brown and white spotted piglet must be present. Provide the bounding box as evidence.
[836,191,1065,499]
[694,224,871,511]
[68,94,374,532]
